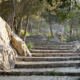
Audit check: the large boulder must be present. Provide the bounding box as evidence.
[0,17,11,44]
[11,32,32,56]
[0,41,15,70]
[0,17,15,70]
[0,17,31,70]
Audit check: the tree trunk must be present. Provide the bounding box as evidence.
[11,0,16,30]
[38,21,40,34]
[14,17,17,33]
[17,16,23,36]
[76,28,78,38]
[30,22,33,33]
[70,24,72,37]
[11,0,18,30]
[22,11,29,41]
[50,22,53,38]
[49,11,54,38]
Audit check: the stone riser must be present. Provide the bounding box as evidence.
[32,53,80,57]
[32,47,72,50]
[30,49,77,53]
[33,44,69,46]
[16,57,80,62]
[0,71,80,76]
[15,61,80,68]
[33,45,73,49]
[33,45,73,47]
[0,67,80,76]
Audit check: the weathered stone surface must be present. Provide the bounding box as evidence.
[0,17,15,70]
[50,38,61,42]
[68,41,80,45]
[0,42,15,70]
[11,32,31,56]
[0,17,11,44]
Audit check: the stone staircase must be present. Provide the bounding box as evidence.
[0,42,80,77]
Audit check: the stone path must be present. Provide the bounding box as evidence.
[0,76,80,80]
[0,42,80,80]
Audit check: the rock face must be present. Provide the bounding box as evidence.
[11,32,31,56]
[0,42,15,70]
[0,17,15,70]
[0,17,31,70]
[0,17,11,44]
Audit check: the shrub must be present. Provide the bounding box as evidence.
[46,31,57,40]
[64,25,70,32]
[66,34,80,42]
[21,29,24,36]
[46,32,51,37]
[26,42,33,49]
[41,22,48,27]
[21,29,30,36]
[61,38,66,42]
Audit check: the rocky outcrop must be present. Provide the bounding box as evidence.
[0,17,11,44]
[11,32,31,56]
[0,17,31,70]
[0,42,15,70]
[0,17,15,70]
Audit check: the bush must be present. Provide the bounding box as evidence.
[66,34,80,42]
[21,29,30,36]
[26,42,33,49]
[41,22,48,27]
[45,31,57,40]
[21,30,24,36]
[61,38,66,42]
[64,25,70,32]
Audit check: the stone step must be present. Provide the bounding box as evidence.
[32,53,80,57]
[16,56,80,62]
[0,67,80,76]
[32,47,73,50]
[15,61,80,68]
[34,45,74,47]
[0,76,80,80]
[32,42,68,45]
[30,49,77,53]
[33,43,69,46]
[33,45,74,49]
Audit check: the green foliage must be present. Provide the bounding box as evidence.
[58,12,67,22]
[45,31,57,40]
[64,25,70,32]
[41,22,48,27]
[33,23,38,29]
[21,30,30,36]
[21,30,24,36]
[68,12,74,19]
[46,31,56,37]
[26,42,33,49]
[66,34,80,42]
[51,70,57,75]
[61,38,66,42]
[66,36,76,42]
[78,78,80,80]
